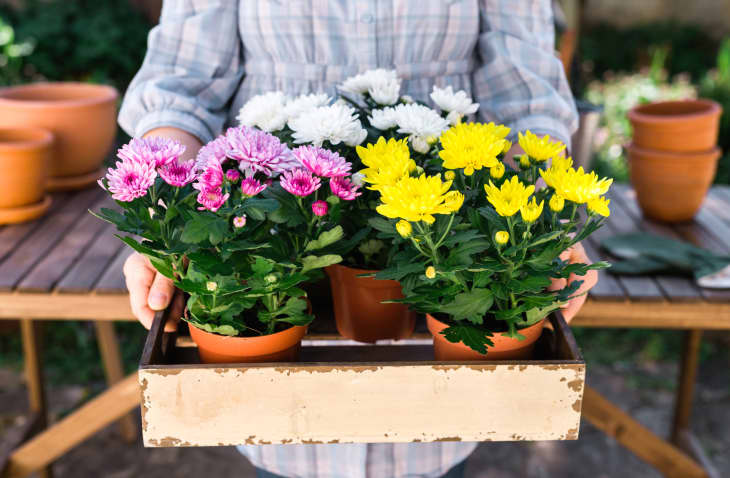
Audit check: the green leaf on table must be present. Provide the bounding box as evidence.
[305,226,344,252]
[441,324,494,355]
[438,288,493,323]
[301,254,342,273]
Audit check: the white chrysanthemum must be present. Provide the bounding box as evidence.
[236,91,289,132]
[284,93,331,122]
[351,172,366,187]
[369,107,398,130]
[391,103,450,153]
[288,103,368,147]
[339,69,398,95]
[430,86,479,118]
[368,79,400,105]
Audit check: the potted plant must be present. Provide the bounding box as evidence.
[366,125,611,360]
[94,127,360,363]
[235,69,480,342]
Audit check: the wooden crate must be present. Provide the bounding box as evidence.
[139,308,585,447]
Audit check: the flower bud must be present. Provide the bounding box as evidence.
[444,170,456,181]
[226,169,241,182]
[311,200,329,217]
[264,274,278,284]
[425,266,436,279]
[415,166,425,175]
[233,215,247,228]
[490,162,505,179]
[395,220,412,238]
[495,230,509,245]
[549,194,565,213]
[426,135,438,145]
[206,281,218,292]
[518,154,531,169]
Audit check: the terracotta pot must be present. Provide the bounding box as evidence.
[0,82,118,190]
[326,264,416,343]
[189,323,308,364]
[628,99,722,152]
[628,143,720,223]
[426,314,546,361]
[0,127,53,224]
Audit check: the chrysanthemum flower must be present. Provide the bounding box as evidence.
[288,103,367,147]
[518,131,566,162]
[587,196,611,217]
[233,215,247,228]
[376,174,462,224]
[241,177,267,197]
[439,122,507,175]
[225,126,296,176]
[484,176,535,217]
[101,159,157,202]
[520,198,544,223]
[330,176,362,200]
[339,69,399,96]
[357,137,415,191]
[540,166,613,204]
[549,194,565,212]
[369,107,398,130]
[158,158,196,187]
[280,168,321,197]
[236,91,290,132]
[193,184,229,212]
[196,158,224,190]
[284,93,331,122]
[311,200,329,216]
[430,86,479,119]
[390,103,450,153]
[294,145,352,178]
[117,137,186,168]
[368,78,401,106]
[195,135,230,171]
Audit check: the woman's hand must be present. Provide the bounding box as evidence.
[123,252,184,332]
[549,242,597,323]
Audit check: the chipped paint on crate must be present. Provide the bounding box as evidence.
[140,362,585,446]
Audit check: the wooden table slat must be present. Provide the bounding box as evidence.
[94,245,130,295]
[581,238,626,300]
[17,196,116,293]
[607,186,702,302]
[0,194,70,263]
[0,189,104,291]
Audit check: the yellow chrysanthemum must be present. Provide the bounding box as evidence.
[495,230,509,245]
[490,162,505,179]
[587,196,611,217]
[520,198,544,223]
[356,137,415,191]
[540,166,613,204]
[444,170,456,181]
[519,154,531,169]
[502,140,512,154]
[481,122,512,139]
[377,174,462,224]
[439,122,507,175]
[551,155,573,171]
[484,176,535,217]
[518,130,566,162]
[425,266,436,279]
[549,194,565,212]
[395,219,412,238]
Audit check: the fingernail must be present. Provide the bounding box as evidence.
[149,292,168,310]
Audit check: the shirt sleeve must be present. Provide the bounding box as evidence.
[471,0,578,148]
[118,0,244,143]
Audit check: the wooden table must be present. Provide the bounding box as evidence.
[1,184,729,478]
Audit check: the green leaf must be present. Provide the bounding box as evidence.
[438,288,493,323]
[180,217,210,244]
[441,324,494,355]
[524,302,564,325]
[528,230,563,248]
[301,254,342,273]
[374,262,425,281]
[441,230,486,248]
[367,217,396,234]
[305,226,344,252]
[251,257,275,276]
[507,274,552,294]
[244,198,280,212]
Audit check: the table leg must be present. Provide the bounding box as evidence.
[671,329,702,442]
[94,322,138,442]
[19,320,53,478]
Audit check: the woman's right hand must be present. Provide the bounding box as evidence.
[123,252,184,331]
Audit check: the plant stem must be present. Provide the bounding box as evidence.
[434,213,456,248]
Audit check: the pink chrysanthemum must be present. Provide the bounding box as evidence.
[293,145,352,178]
[193,184,229,212]
[225,126,296,176]
[241,177,267,197]
[195,135,230,171]
[118,137,186,168]
[195,158,224,191]
[158,159,196,187]
[100,159,157,202]
[311,200,329,217]
[280,168,321,197]
[233,215,247,228]
[330,176,362,201]
[225,169,241,182]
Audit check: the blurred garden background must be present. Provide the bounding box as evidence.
[0,0,729,476]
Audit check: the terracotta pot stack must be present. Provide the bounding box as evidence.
[627,99,722,222]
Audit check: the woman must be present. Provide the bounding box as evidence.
[120,1,596,477]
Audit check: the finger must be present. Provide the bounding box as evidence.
[163,292,185,332]
[123,253,157,329]
[148,272,175,310]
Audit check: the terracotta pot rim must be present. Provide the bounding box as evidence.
[328,263,379,275]
[0,82,118,108]
[627,143,721,161]
[425,313,545,337]
[0,127,53,152]
[628,99,721,124]
[189,322,308,355]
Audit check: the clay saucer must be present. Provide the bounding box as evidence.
[47,167,105,192]
[0,195,52,225]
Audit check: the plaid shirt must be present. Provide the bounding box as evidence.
[120,1,577,477]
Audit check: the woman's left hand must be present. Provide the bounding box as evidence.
[548,242,597,323]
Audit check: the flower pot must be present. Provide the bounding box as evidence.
[628,99,722,152]
[0,82,118,191]
[628,143,720,223]
[189,323,308,364]
[0,127,53,225]
[426,314,546,361]
[326,264,416,343]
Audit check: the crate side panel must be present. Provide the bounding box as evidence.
[140,363,585,446]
